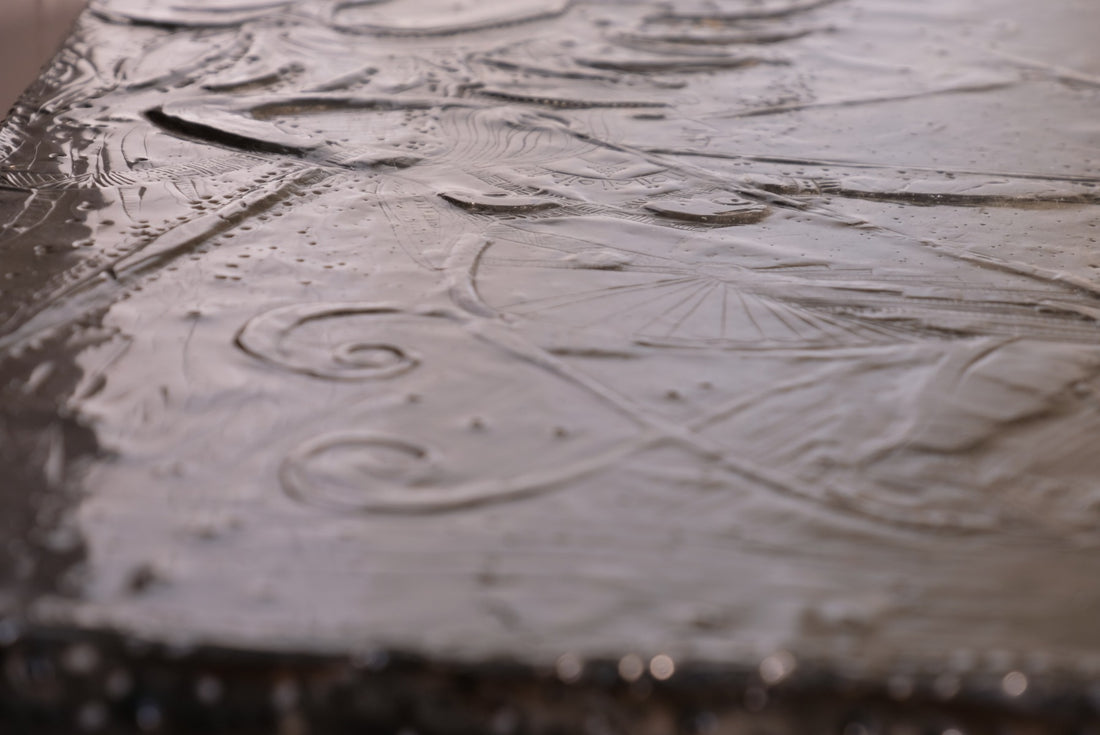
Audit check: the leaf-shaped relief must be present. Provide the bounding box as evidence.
[644,196,771,225]
[437,189,561,214]
[651,0,841,22]
[329,0,572,36]
[615,23,820,51]
[147,93,469,166]
[574,51,785,75]
[90,0,293,28]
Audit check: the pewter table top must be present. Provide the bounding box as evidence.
[1,0,1099,712]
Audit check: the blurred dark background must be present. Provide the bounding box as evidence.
[0,0,86,114]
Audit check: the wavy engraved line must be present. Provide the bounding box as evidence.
[477,88,669,109]
[814,186,1100,208]
[575,55,785,74]
[733,174,1100,207]
[466,316,997,532]
[650,0,841,22]
[989,48,1100,89]
[614,27,819,48]
[471,54,617,83]
[645,149,1100,185]
[814,294,1100,339]
[439,109,577,167]
[637,151,1100,205]
[715,79,1019,118]
[551,341,1006,533]
[203,61,306,93]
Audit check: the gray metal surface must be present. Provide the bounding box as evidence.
[1,1,1099,729]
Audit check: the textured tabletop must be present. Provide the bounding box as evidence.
[1,0,1100,722]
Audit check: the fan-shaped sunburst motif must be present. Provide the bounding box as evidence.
[470,222,1100,350]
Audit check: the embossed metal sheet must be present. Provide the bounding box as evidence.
[1,0,1100,688]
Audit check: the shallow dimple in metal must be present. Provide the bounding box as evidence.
[0,0,1099,709]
